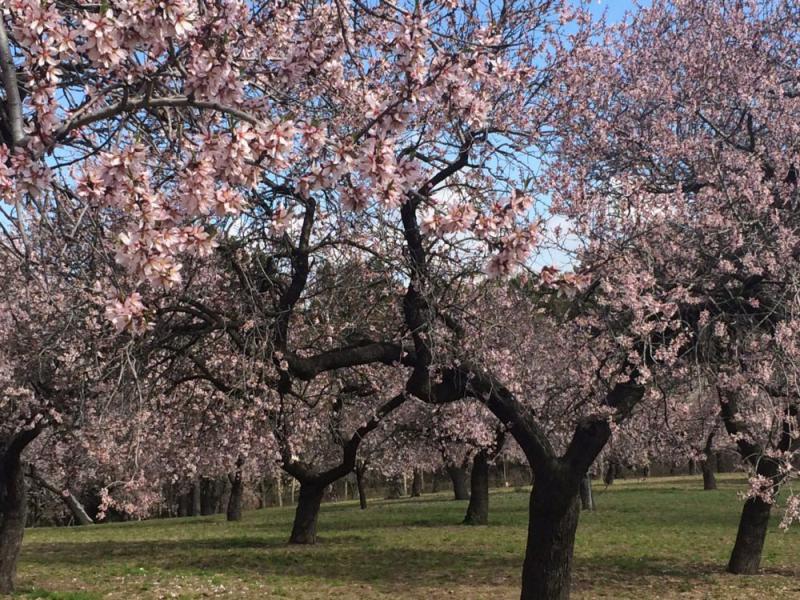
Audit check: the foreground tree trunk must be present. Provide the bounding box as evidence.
[356,464,368,510]
[463,451,489,525]
[0,462,26,594]
[446,464,470,500]
[579,474,594,511]
[521,478,581,600]
[289,483,325,544]
[0,430,39,594]
[727,496,772,574]
[720,395,797,574]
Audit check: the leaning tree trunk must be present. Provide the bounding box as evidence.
[446,464,470,500]
[289,482,325,544]
[727,496,772,574]
[520,476,581,600]
[28,467,93,525]
[355,465,368,510]
[0,449,29,593]
[579,474,594,511]
[463,451,489,525]
[226,469,244,522]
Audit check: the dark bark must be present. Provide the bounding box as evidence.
[226,460,244,522]
[603,461,616,486]
[411,469,423,497]
[0,429,39,594]
[727,497,772,574]
[701,460,717,490]
[446,465,470,500]
[688,459,697,476]
[216,478,228,514]
[356,464,368,510]
[0,459,26,594]
[177,489,190,516]
[431,470,440,493]
[288,483,324,544]
[719,395,798,575]
[579,474,594,511]
[521,477,581,600]
[192,479,201,515]
[463,451,489,525]
[199,477,226,515]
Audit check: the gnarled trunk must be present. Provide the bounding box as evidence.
[579,474,594,511]
[727,496,771,574]
[289,483,324,544]
[463,451,489,525]
[356,465,367,510]
[0,448,29,593]
[520,477,581,600]
[446,464,470,500]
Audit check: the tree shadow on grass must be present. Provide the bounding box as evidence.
[21,538,517,590]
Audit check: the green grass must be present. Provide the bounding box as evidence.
[9,475,800,599]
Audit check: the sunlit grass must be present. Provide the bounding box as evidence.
[10,475,800,599]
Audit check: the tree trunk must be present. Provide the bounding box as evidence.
[603,461,616,486]
[385,475,403,499]
[727,496,772,574]
[411,469,423,497]
[289,483,324,544]
[701,429,717,491]
[178,489,190,517]
[226,470,243,522]
[28,468,93,525]
[446,465,470,500]
[0,449,29,593]
[192,478,201,516]
[579,474,594,511]
[356,466,368,510]
[701,460,717,490]
[463,451,489,525]
[520,481,581,600]
[688,459,697,476]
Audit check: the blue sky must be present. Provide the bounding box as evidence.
[589,1,643,23]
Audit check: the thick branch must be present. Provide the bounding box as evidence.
[0,19,26,147]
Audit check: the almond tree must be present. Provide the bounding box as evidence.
[551,0,800,576]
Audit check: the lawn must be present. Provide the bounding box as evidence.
[10,475,800,599]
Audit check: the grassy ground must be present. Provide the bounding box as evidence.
[8,475,800,599]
